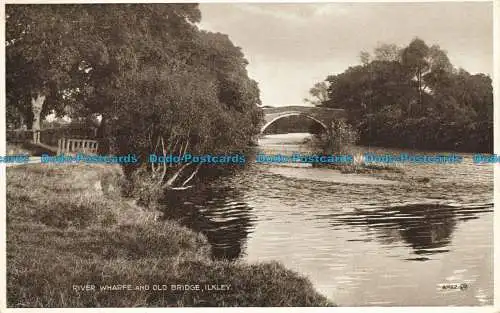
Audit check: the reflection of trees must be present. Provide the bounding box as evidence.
[330,204,465,254]
[161,184,255,261]
[397,205,456,252]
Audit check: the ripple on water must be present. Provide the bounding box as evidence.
[266,166,399,185]
[159,140,493,306]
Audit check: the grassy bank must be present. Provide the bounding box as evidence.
[6,163,333,307]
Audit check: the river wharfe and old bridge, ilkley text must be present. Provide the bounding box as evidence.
[72,284,231,292]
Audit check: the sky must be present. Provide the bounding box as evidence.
[198,2,493,107]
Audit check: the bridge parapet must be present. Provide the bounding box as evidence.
[262,106,345,115]
[261,105,347,133]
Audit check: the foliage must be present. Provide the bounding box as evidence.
[311,37,492,152]
[304,82,329,106]
[309,120,359,154]
[6,4,264,187]
[6,5,84,128]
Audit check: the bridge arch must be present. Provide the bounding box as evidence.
[260,112,328,134]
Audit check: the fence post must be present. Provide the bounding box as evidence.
[62,138,67,155]
[32,130,39,144]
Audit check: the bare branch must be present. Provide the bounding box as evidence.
[182,130,191,157]
[178,140,185,160]
[181,162,201,187]
[159,136,168,184]
[150,132,155,174]
[170,137,180,167]
[163,162,192,187]
[151,135,161,175]
[155,135,161,153]
[182,137,190,157]
[169,185,194,191]
[161,136,167,157]
[167,134,175,151]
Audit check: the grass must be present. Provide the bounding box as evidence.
[6,142,56,156]
[312,151,406,180]
[6,163,334,307]
[6,143,32,155]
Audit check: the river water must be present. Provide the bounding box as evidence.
[161,133,494,306]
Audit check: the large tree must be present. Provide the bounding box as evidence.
[6,4,263,188]
[6,5,83,134]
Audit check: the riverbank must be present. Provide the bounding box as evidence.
[6,163,334,307]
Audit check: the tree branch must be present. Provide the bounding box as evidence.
[151,134,161,175]
[163,161,192,188]
[181,162,201,187]
[159,136,168,184]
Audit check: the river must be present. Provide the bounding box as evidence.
[160,133,493,306]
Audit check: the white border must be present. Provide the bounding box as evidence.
[0,1,498,313]
[493,0,499,309]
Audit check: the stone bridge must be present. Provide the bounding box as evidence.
[261,105,347,133]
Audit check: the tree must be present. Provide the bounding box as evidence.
[6,5,82,136]
[88,6,263,188]
[374,43,401,62]
[401,38,430,113]
[6,4,264,190]
[359,51,371,65]
[304,81,330,106]
[400,38,454,114]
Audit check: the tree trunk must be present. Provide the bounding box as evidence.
[97,114,110,154]
[418,67,423,114]
[31,93,45,143]
[19,114,26,130]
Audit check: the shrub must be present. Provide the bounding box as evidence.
[310,120,359,154]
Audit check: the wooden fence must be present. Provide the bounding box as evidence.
[40,127,97,147]
[7,128,99,155]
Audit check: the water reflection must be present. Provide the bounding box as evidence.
[161,185,256,260]
[320,203,493,259]
[155,133,493,305]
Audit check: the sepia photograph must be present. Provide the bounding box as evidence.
[2,1,496,309]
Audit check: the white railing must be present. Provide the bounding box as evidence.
[57,138,99,155]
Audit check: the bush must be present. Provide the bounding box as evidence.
[310,120,359,154]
